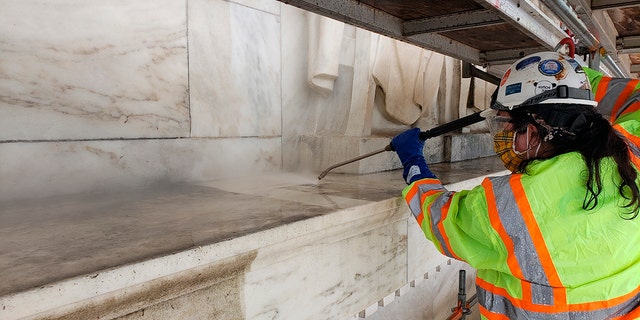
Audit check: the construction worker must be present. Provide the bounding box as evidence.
[391,51,640,319]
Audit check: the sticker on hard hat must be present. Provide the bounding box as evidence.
[500,69,511,86]
[516,56,541,70]
[538,59,564,76]
[534,81,556,94]
[505,83,522,96]
[568,59,584,73]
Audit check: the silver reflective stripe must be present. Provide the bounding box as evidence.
[477,285,640,318]
[616,89,640,119]
[407,192,423,219]
[597,79,636,119]
[625,135,640,158]
[427,190,456,257]
[406,182,445,219]
[615,126,640,163]
[487,175,554,306]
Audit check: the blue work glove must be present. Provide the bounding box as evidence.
[391,128,436,184]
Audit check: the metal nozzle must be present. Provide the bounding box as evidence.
[317,145,392,180]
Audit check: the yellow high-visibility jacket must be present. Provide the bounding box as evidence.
[402,69,640,319]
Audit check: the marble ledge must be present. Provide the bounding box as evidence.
[0,157,506,319]
[0,171,405,296]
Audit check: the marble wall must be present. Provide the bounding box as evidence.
[1,0,189,140]
[0,0,283,201]
[0,0,495,201]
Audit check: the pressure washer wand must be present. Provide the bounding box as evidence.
[317,110,490,180]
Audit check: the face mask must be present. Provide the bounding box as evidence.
[493,130,526,172]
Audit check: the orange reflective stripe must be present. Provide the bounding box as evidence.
[416,212,424,227]
[405,178,455,257]
[477,278,542,313]
[404,179,442,215]
[615,123,640,147]
[420,190,461,259]
[422,189,441,198]
[477,277,557,313]
[413,178,442,186]
[436,196,463,261]
[404,179,441,203]
[417,190,446,254]
[610,80,640,122]
[479,305,511,320]
[404,179,438,202]
[620,101,640,118]
[509,175,567,306]
[404,180,438,227]
[482,179,528,292]
[478,277,640,314]
[404,186,418,203]
[613,124,640,168]
[477,277,513,300]
[595,76,611,102]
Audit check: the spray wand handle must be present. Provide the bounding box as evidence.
[420,111,485,140]
[419,111,484,140]
[318,110,489,179]
[387,111,486,151]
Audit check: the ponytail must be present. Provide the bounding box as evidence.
[576,115,639,218]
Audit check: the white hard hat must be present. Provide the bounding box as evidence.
[491,51,597,110]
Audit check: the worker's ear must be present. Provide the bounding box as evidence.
[527,123,544,149]
[526,123,542,145]
[514,123,541,153]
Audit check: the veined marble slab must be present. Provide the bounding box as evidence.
[230,0,281,14]
[0,0,189,140]
[0,137,281,201]
[188,0,281,138]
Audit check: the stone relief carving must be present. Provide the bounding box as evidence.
[306,13,344,95]
[305,14,460,131]
[298,13,494,175]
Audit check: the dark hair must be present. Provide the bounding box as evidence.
[511,104,639,219]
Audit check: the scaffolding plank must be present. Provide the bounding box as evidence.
[403,9,503,36]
